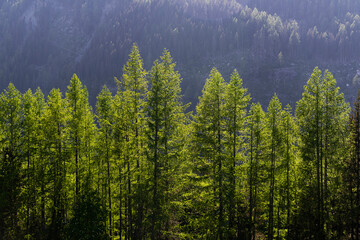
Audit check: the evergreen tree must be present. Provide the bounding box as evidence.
[118,43,148,239]
[295,67,349,239]
[223,69,250,238]
[147,60,166,239]
[0,83,22,239]
[82,86,97,180]
[66,74,90,196]
[280,105,298,239]
[43,89,69,240]
[65,177,109,240]
[265,94,283,240]
[33,88,47,238]
[346,91,360,239]
[247,103,267,240]
[321,69,349,237]
[21,89,40,239]
[193,67,226,239]
[146,49,188,239]
[96,86,114,239]
[112,81,126,239]
[295,67,324,238]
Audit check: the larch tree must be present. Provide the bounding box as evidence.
[21,89,40,238]
[280,105,298,240]
[322,69,349,237]
[96,86,114,239]
[223,69,250,238]
[247,103,267,240]
[193,67,227,239]
[33,88,47,237]
[43,89,69,240]
[0,83,22,239]
[295,67,349,239]
[117,43,148,239]
[346,91,360,239]
[146,49,188,239]
[66,74,89,196]
[112,80,126,239]
[147,60,166,239]
[295,67,324,238]
[82,86,97,180]
[265,94,283,240]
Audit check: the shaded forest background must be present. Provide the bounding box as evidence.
[1,0,360,108]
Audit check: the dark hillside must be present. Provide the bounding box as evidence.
[0,0,359,107]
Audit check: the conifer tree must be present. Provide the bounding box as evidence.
[96,86,114,239]
[21,89,40,238]
[146,49,188,239]
[295,67,324,238]
[112,81,126,239]
[33,88,47,237]
[117,43,148,239]
[295,67,349,239]
[319,70,348,237]
[66,74,90,196]
[82,86,97,179]
[147,60,166,239]
[193,67,226,239]
[43,89,69,240]
[247,103,267,240]
[65,179,109,240]
[223,69,250,238]
[280,105,298,239]
[346,91,360,239]
[265,94,283,240]
[0,83,22,239]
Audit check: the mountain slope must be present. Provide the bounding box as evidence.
[0,0,359,107]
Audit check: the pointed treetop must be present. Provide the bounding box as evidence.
[96,86,113,118]
[67,74,84,95]
[121,43,147,92]
[268,93,281,108]
[160,48,173,69]
[230,69,241,82]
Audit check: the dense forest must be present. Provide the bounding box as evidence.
[0,45,359,239]
[1,0,360,107]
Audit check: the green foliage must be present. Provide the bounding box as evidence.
[295,67,350,239]
[247,102,267,239]
[192,67,227,239]
[44,89,69,240]
[146,49,188,239]
[0,49,358,240]
[95,86,114,238]
[65,183,109,240]
[0,83,22,239]
[66,74,93,196]
[223,69,250,238]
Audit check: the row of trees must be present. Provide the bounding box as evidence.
[0,45,359,239]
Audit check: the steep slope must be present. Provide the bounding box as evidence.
[0,0,359,107]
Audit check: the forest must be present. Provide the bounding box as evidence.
[0,44,359,240]
[2,0,360,107]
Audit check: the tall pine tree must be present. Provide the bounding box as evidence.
[295,67,349,239]
[96,86,114,239]
[0,83,22,239]
[43,89,69,240]
[223,69,250,238]
[117,43,148,239]
[193,67,226,239]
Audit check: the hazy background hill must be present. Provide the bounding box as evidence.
[1,0,360,108]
